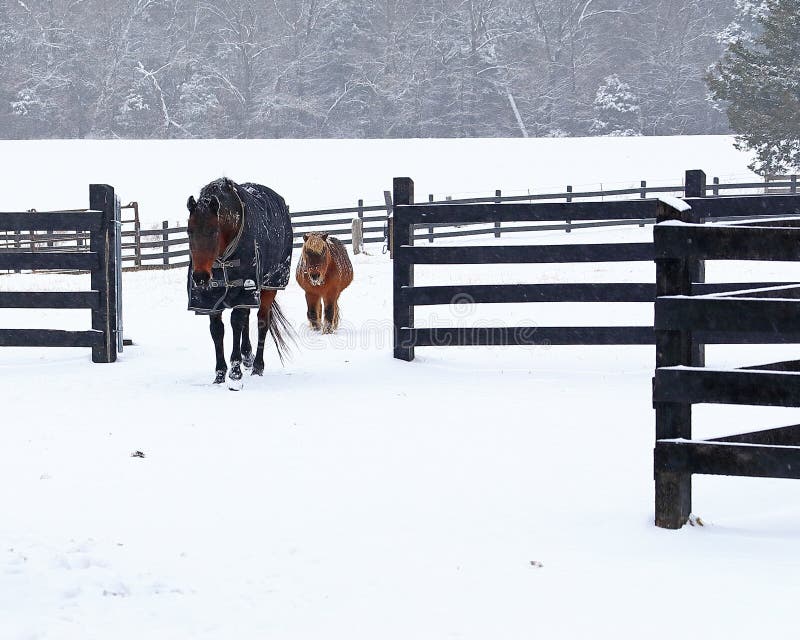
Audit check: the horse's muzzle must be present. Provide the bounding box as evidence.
[192,270,211,288]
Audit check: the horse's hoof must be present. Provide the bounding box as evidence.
[242,352,255,369]
[251,367,264,376]
[229,366,243,381]
[214,370,226,384]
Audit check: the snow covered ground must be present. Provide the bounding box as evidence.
[2,137,799,638]
[0,135,763,223]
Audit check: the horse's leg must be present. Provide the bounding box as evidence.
[305,291,322,331]
[253,289,277,376]
[322,291,338,334]
[229,307,247,381]
[240,308,255,368]
[210,313,227,384]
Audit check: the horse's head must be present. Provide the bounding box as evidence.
[302,232,329,286]
[187,194,222,287]
[187,178,246,287]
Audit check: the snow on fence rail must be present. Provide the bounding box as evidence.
[0,174,797,271]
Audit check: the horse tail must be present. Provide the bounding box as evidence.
[268,299,296,365]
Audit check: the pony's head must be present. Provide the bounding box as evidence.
[301,232,329,286]
[187,178,243,287]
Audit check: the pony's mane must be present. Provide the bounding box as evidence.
[304,233,327,255]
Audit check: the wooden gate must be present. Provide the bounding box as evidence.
[0,184,121,363]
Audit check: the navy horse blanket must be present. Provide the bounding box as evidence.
[188,180,293,314]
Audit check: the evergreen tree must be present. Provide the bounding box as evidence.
[708,0,800,174]
[591,75,640,135]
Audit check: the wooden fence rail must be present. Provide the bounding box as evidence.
[392,171,800,361]
[1,174,797,272]
[391,178,681,361]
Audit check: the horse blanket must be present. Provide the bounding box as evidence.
[188,182,293,314]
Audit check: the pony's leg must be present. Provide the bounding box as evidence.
[332,294,341,331]
[240,308,255,368]
[210,313,227,384]
[228,307,248,381]
[322,292,338,334]
[305,291,322,331]
[253,289,277,375]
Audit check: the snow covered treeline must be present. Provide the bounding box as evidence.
[0,0,739,140]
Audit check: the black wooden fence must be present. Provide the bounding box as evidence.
[392,173,800,361]
[2,174,796,271]
[653,213,800,529]
[0,185,121,362]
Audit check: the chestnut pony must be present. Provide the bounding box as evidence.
[187,178,293,385]
[296,232,354,333]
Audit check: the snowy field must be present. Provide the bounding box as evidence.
[2,137,800,638]
[0,135,766,223]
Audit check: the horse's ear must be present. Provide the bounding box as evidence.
[320,233,329,241]
[222,177,234,191]
[303,233,310,242]
[209,196,220,214]
[186,195,196,212]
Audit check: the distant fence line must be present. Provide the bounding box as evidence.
[1,174,797,272]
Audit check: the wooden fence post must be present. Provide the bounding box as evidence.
[685,169,706,199]
[13,229,20,273]
[638,181,647,226]
[351,218,363,255]
[565,185,572,233]
[393,177,415,361]
[428,194,434,243]
[684,169,706,367]
[654,199,694,528]
[134,215,142,268]
[792,175,797,195]
[112,196,122,353]
[162,220,169,268]
[383,190,393,254]
[89,184,117,363]
[494,190,502,238]
[353,199,365,254]
[712,177,720,196]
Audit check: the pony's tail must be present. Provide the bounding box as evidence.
[268,300,296,365]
